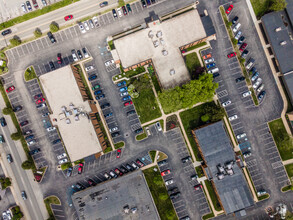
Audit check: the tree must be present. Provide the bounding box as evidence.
[228,21,232,27]
[34,28,42,38]
[49,22,59,33]
[153,176,161,185]
[11,132,22,140]
[2,107,12,115]
[290,185,293,191]
[270,0,287,11]
[158,193,168,201]
[61,162,72,170]
[201,114,210,122]
[21,160,34,170]
[118,0,125,7]
[9,37,21,46]
[0,177,11,189]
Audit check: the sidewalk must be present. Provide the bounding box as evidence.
[283,158,293,166]
[245,0,292,135]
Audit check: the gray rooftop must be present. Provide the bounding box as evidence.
[193,121,254,215]
[284,71,293,103]
[72,170,159,220]
[261,11,293,74]
[286,0,293,26]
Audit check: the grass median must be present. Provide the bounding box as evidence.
[143,166,177,220]
[204,180,222,212]
[24,66,37,81]
[44,196,60,219]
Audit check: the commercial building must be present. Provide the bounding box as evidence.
[192,121,254,216]
[72,170,159,220]
[39,65,105,162]
[112,7,215,89]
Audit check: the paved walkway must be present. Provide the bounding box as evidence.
[283,158,293,166]
[245,0,292,135]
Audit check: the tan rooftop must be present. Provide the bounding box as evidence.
[39,66,102,162]
[114,9,207,89]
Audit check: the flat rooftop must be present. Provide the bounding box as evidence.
[114,9,207,89]
[72,170,159,220]
[39,66,102,162]
[262,11,293,74]
[193,121,254,215]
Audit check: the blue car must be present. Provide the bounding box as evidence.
[0,117,6,127]
[25,135,34,141]
[95,94,105,100]
[206,63,216,69]
[119,87,128,92]
[251,72,259,82]
[94,90,102,95]
[52,139,61,144]
[88,74,97,81]
[117,81,126,87]
[104,112,113,118]
[122,95,131,101]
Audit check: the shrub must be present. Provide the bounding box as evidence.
[61,162,72,170]
[34,28,42,38]
[153,176,161,185]
[9,37,21,46]
[49,22,59,33]
[21,160,34,170]
[11,132,22,140]
[158,193,168,200]
[0,177,11,189]
[201,114,210,122]
[2,107,12,115]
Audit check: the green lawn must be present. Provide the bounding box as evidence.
[250,88,259,106]
[24,66,37,81]
[185,52,201,74]
[195,166,205,178]
[202,212,215,220]
[95,113,111,153]
[285,163,293,179]
[114,141,124,149]
[136,132,147,141]
[143,166,178,220]
[186,42,207,52]
[250,0,271,19]
[149,150,156,162]
[130,74,162,124]
[0,0,80,31]
[269,118,293,160]
[179,102,223,161]
[204,180,222,211]
[44,196,60,219]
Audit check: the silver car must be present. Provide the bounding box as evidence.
[234,31,242,40]
[257,84,264,93]
[228,115,238,121]
[204,58,214,64]
[253,78,262,89]
[78,23,86,33]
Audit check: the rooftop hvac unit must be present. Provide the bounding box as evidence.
[217,164,225,173]
[226,168,234,175]
[69,103,74,109]
[66,118,71,124]
[170,69,175,75]
[61,106,66,112]
[75,115,79,121]
[275,27,282,32]
[148,30,154,38]
[280,41,287,45]
[156,31,162,38]
[217,173,224,180]
[153,40,159,47]
[162,50,168,56]
[160,38,165,45]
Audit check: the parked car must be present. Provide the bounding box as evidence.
[243,151,252,158]
[58,159,68,164]
[71,50,78,62]
[124,101,133,106]
[119,87,128,92]
[26,1,32,11]
[78,23,86,33]
[85,66,94,72]
[114,168,123,176]
[92,84,100,90]
[228,115,238,121]
[46,126,56,132]
[120,91,128,96]
[141,0,147,8]
[122,6,127,15]
[126,164,134,171]
[101,103,110,109]
[87,178,96,186]
[0,117,6,127]
[82,48,89,58]
[236,133,246,139]
[238,36,245,44]
[94,90,102,95]
[225,4,233,14]
[158,159,167,167]
[21,3,27,13]
[109,170,118,178]
[25,135,34,141]
[83,21,90,31]
[232,23,241,33]
[112,9,117,18]
[206,63,216,69]
[13,105,22,112]
[156,122,162,131]
[0,135,5,143]
[7,154,13,163]
[190,174,198,181]
[234,31,242,40]
[116,149,121,158]
[41,0,47,6]
[104,59,114,66]
[52,139,61,144]
[161,169,171,176]
[235,76,245,83]
[117,81,126,87]
[109,127,118,133]
[95,94,105,100]
[78,163,83,174]
[257,84,265,93]
[49,61,55,70]
[20,120,29,127]
[131,162,139,169]
[92,16,100,27]
[204,58,214,64]
[168,187,179,195]
[88,19,94,28]
[165,179,174,186]
[194,184,203,191]
[100,1,108,7]
[36,103,46,109]
[127,110,136,116]
[1,29,12,36]
[36,98,45,104]
[232,16,238,24]
[170,192,181,200]
[181,156,191,163]
[42,112,50,117]
[242,91,252,97]
[32,0,38,8]
[21,191,27,200]
[29,148,40,155]
[202,53,212,60]
[104,112,113,118]
[253,78,262,89]
[126,3,132,12]
[241,50,249,58]
[239,43,248,52]
[120,165,128,173]
[258,91,266,101]
[104,172,111,179]
[6,86,15,93]
[111,132,120,137]
[75,183,85,190]
[88,74,97,81]
[227,52,236,58]
[66,167,73,177]
[23,130,32,135]
[136,159,144,168]
[57,153,67,160]
[77,50,83,59]
[134,128,143,134]
[47,32,56,43]
[222,100,231,107]
[245,58,255,70]
[57,53,62,64]
[27,140,36,146]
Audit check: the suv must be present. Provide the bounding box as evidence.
[112,9,117,18]
[21,191,27,200]
[47,32,56,44]
[0,117,7,127]
[7,154,13,163]
[235,76,245,83]
[101,103,110,109]
[29,148,41,155]
[245,58,255,70]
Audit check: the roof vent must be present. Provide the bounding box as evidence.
[153,40,159,47]
[217,173,224,180]
[275,27,282,32]
[280,41,287,45]
[156,31,162,38]
[162,50,168,56]
[148,30,154,38]
[170,69,175,75]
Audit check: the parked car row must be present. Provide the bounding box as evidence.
[78,17,100,33]
[21,0,47,13]
[202,53,219,78]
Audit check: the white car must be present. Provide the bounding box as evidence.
[27,140,36,146]
[120,91,128,96]
[109,127,118,133]
[221,100,231,107]
[47,127,56,132]
[243,151,251,158]
[92,16,100,27]
[156,122,162,131]
[257,190,266,196]
[83,21,90,31]
[117,7,123,17]
[232,23,241,33]
[242,91,251,97]
[71,50,78,62]
[58,158,68,165]
[253,78,262,89]
[228,115,238,121]
[57,153,67,160]
[236,133,246,139]
[165,179,174,186]
[105,59,114,67]
[234,31,242,40]
[257,84,264,93]
[88,19,94,29]
[85,66,94,72]
[78,23,86,33]
[204,58,214,64]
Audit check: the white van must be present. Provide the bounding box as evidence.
[208,67,219,74]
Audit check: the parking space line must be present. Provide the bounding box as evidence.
[73,26,79,36]
[63,30,69,40]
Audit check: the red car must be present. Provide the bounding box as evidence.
[136,159,144,168]
[6,86,15,93]
[227,52,236,58]
[161,169,171,176]
[239,43,247,52]
[57,53,62,64]
[194,184,203,191]
[64,15,73,21]
[122,6,127,15]
[114,168,123,176]
[116,149,121,158]
[36,98,45,104]
[225,4,233,14]
[78,163,83,174]
[124,101,133,106]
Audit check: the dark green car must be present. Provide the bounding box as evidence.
[92,84,100,90]
[126,4,132,12]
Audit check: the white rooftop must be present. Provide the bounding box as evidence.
[114,9,207,89]
[39,66,102,162]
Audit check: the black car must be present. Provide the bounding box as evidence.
[170,192,181,200]
[181,156,191,163]
[232,16,238,24]
[126,110,136,116]
[29,148,41,155]
[49,61,55,70]
[47,32,56,43]
[77,50,83,59]
[112,9,117,18]
[241,50,249,59]
[52,139,61,144]
[126,3,132,12]
[100,103,110,109]
[238,36,245,44]
[213,72,220,78]
[20,120,29,127]
[120,165,128,174]
[168,187,179,195]
[1,29,11,36]
[87,178,96,186]
[111,132,120,137]
[258,91,266,101]
[235,76,245,83]
[7,154,13,163]
[146,0,151,5]
[141,0,147,7]
[13,105,22,112]
[134,128,143,134]
[158,159,167,167]
[66,167,73,177]
[151,0,156,3]
[0,117,6,127]
[26,1,32,11]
